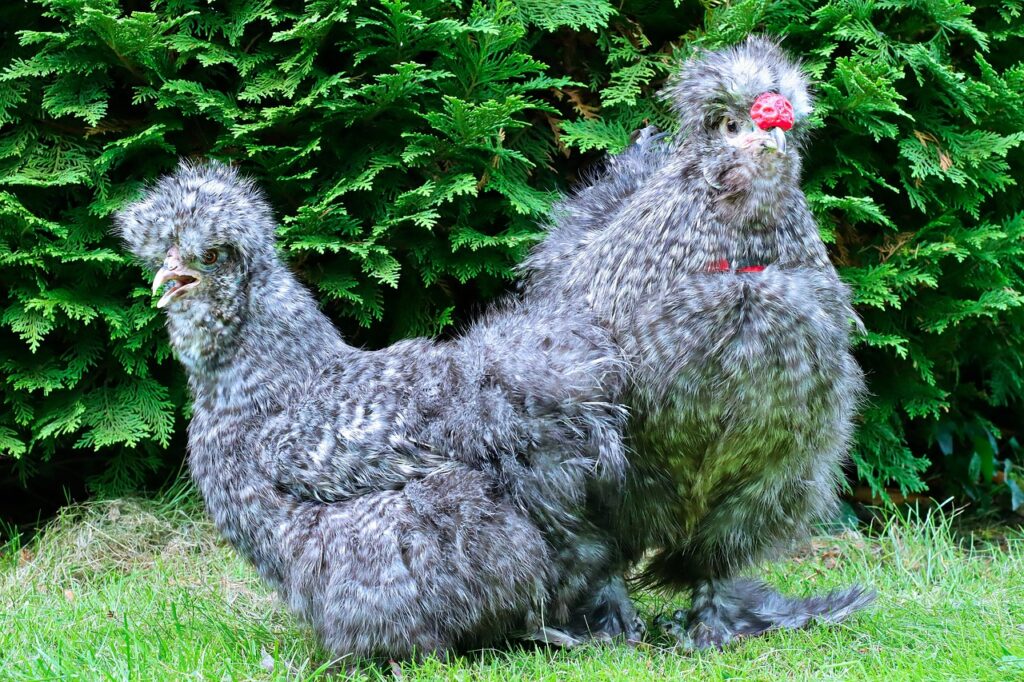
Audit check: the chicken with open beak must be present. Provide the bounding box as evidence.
[114,160,641,658]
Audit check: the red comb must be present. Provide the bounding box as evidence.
[750,92,794,132]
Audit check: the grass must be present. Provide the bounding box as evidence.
[1,491,1022,682]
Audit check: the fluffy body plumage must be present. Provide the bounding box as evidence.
[524,37,873,648]
[115,162,640,659]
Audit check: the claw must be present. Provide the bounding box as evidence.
[625,615,647,644]
[522,626,583,648]
[653,610,687,640]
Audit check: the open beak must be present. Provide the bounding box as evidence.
[151,246,201,308]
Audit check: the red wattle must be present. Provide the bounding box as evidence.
[707,260,766,273]
[750,92,794,132]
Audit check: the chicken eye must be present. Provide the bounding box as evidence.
[720,118,740,135]
[197,248,227,271]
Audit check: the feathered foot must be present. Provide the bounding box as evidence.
[521,576,646,648]
[656,578,876,650]
[566,575,647,644]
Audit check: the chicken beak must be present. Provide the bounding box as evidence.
[151,246,201,308]
[769,127,787,154]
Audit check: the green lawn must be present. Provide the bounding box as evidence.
[1,491,1022,681]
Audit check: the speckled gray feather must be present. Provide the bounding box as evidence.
[523,37,874,648]
[115,161,641,659]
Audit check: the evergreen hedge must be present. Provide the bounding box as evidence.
[1,0,1022,511]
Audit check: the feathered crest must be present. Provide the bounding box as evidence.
[663,36,813,135]
[114,160,276,267]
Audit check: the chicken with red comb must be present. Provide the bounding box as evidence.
[524,36,874,649]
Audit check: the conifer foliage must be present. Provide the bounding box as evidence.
[0,0,587,490]
[1,0,1022,509]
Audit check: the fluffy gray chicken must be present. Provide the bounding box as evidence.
[115,161,642,659]
[524,37,874,648]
